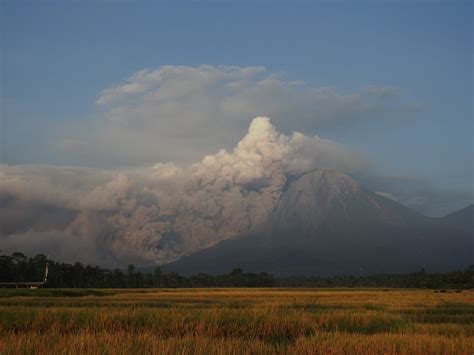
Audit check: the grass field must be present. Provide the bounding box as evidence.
[0,288,473,354]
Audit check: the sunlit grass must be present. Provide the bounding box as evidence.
[0,288,473,354]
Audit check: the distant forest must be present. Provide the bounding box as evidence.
[1,252,473,289]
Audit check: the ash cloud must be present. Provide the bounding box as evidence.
[54,65,416,168]
[0,117,367,266]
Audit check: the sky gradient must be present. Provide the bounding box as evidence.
[1,1,473,217]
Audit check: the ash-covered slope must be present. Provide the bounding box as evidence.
[161,169,473,276]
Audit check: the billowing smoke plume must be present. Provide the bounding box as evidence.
[0,117,367,266]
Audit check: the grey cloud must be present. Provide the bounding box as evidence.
[0,229,106,266]
[1,117,368,267]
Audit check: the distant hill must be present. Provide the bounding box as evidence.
[439,204,473,233]
[161,169,473,276]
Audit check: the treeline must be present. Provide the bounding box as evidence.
[1,252,473,289]
[0,253,274,288]
[278,268,474,289]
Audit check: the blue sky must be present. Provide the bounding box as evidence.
[1,1,473,215]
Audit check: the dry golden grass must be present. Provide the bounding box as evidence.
[0,288,473,354]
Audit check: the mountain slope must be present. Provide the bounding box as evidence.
[439,204,473,233]
[269,169,422,232]
[161,170,473,276]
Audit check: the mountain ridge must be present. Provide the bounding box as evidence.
[161,169,473,276]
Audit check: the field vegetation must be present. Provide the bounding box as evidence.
[0,288,473,354]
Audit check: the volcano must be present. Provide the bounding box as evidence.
[161,169,473,275]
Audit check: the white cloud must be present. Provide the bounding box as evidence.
[57,65,415,167]
[96,65,266,106]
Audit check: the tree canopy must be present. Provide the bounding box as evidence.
[1,252,472,289]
